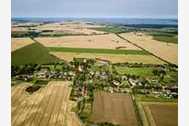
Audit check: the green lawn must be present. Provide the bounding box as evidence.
[48,47,149,55]
[12,42,60,66]
[115,67,154,77]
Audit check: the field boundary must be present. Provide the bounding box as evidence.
[116,34,177,66]
[48,47,149,55]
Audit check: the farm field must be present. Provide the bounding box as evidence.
[35,22,106,35]
[11,42,59,65]
[36,34,140,50]
[90,91,138,126]
[149,32,178,44]
[142,102,178,126]
[11,38,35,52]
[50,52,166,64]
[12,26,29,32]
[11,81,81,126]
[48,47,147,55]
[120,32,178,65]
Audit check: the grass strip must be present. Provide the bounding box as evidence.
[48,47,149,55]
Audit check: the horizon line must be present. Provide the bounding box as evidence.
[11,16,178,20]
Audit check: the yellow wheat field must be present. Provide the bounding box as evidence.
[11,38,35,52]
[120,32,178,64]
[36,34,141,50]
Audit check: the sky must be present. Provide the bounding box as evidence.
[12,0,178,18]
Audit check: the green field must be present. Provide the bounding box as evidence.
[136,94,178,102]
[115,66,154,77]
[48,47,149,55]
[149,32,178,44]
[90,26,128,33]
[115,66,178,85]
[12,42,60,66]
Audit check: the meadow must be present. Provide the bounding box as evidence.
[48,47,148,55]
[11,41,59,66]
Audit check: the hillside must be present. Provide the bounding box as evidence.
[12,41,60,66]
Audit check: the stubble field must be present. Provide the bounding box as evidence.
[11,38,35,52]
[36,34,141,50]
[142,102,178,126]
[90,91,138,126]
[11,81,81,126]
[35,22,106,35]
[120,32,178,64]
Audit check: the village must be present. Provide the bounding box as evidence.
[11,57,178,125]
[12,57,178,102]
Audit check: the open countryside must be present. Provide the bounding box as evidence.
[11,18,178,126]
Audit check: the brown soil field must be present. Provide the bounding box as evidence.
[36,34,141,50]
[90,91,138,126]
[50,52,166,64]
[120,32,178,64]
[11,38,35,52]
[143,102,178,126]
[11,81,81,126]
[36,22,106,35]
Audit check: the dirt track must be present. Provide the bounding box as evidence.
[11,81,81,126]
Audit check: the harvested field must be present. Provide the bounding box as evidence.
[11,81,81,126]
[11,27,29,32]
[36,22,106,35]
[50,52,166,64]
[143,102,178,126]
[11,38,35,52]
[120,32,178,64]
[36,34,140,50]
[90,91,138,126]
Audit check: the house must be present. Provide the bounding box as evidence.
[128,78,137,86]
[15,74,33,81]
[112,80,120,87]
[34,68,49,79]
